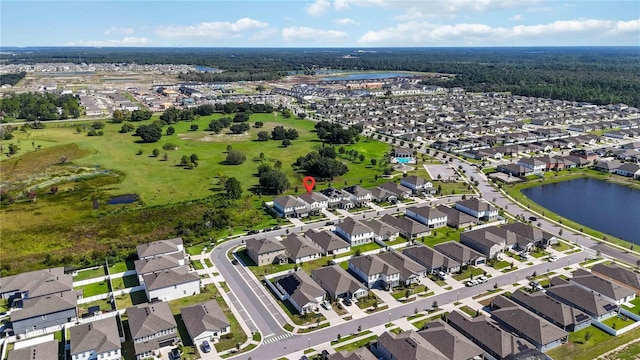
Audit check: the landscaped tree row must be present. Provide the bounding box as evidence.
[0,92,81,120]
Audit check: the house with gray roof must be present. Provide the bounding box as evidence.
[335,217,375,246]
[245,237,287,266]
[362,218,400,242]
[297,192,330,213]
[377,182,412,199]
[135,252,186,280]
[11,290,78,335]
[591,263,640,296]
[369,187,398,203]
[501,223,558,246]
[517,158,547,174]
[348,255,400,290]
[328,348,377,360]
[546,277,618,321]
[7,339,58,360]
[137,238,184,260]
[434,241,486,266]
[455,199,498,222]
[319,187,354,209]
[281,233,322,263]
[400,175,434,194]
[310,265,368,300]
[343,185,373,206]
[272,195,310,218]
[381,214,431,239]
[70,317,121,360]
[127,302,178,360]
[272,271,325,314]
[418,319,485,360]
[436,205,476,229]
[490,296,568,352]
[403,245,461,274]
[406,206,448,229]
[460,226,534,259]
[0,267,72,301]
[570,268,636,305]
[371,330,448,360]
[446,310,534,360]
[376,251,427,286]
[510,289,591,332]
[143,267,200,302]
[303,229,350,256]
[181,300,230,345]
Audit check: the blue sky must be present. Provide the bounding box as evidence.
[1,1,639,47]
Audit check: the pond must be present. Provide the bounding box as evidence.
[521,178,640,243]
[321,72,416,81]
[107,194,138,205]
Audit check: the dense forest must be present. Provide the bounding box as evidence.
[3,47,640,106]
[0,72,27,86]
[0,92,81,120]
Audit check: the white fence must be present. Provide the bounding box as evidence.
[592,309,640,336]
[73,275,108,287]
[77,284,145,304]
[468,218,507,231]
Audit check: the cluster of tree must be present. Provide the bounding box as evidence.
[0,72,26,86]
[256,125,299,143]
[134,124,163,143]
[178,70,283,83]
[179,153,199,168]
[159,106,195,123]
[225,150,246,165]
[315,121,362,144]
[194,102,273,115]
[87,121,105,136]
[207,117,232,133]
[338,146,366,162]
[230,122,250,134]
[111,109,153,123]
[257,164,289,194]
[293,148,349,180]
[0,92,81,120]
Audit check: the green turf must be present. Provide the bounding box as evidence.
[74,281,110,297]
[546,325,640,360]
[73,266,107,281]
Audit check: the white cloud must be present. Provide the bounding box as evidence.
[66,37,151,47]
[509,14,523,21]
[358,18,640,45]
[282,26,348,42]
[104,27,134,35]
[155,18,268,39]
[249,27,278,41]
[307,0,331,16]
[334,17,359,25]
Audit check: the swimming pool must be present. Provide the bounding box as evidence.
[396,157,413,164]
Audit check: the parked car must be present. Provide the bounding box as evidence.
[437,271,448,280]
[343,298,353,306]
[529,281,540,288]
[548,255,558,262]
[477,276,488,283]
[247,229,259,235]
[201,340,212,353]
[529,216,538,221]
[262,227,272,232]
[231,259,239,265]
[169,348,182,360]
[273,226,282,230]
[465,280,477,287]
[325,221,335,226]
[321,300,332,310]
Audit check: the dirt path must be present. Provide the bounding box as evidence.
[597,335,640,359]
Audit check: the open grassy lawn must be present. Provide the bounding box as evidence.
[78,298,113,316]
[74,281,110,297]
[168,284,218,315]
[110,275,140,291]
[191,260,204,270]
[552,241,574,252]
[419,227,465,248]
[601,341,640,360]
[186,242,208,255]
[547,326,640,360]
[488,259,511,270]
[108,260,134,274]
[334,335,378,353]
[452,266,486,281]
[357,293,383,310]
[602,314,636,329]
[73,266,107,281]
[114,290,148,310]
[331,330,373,345]
[622,296,640,311]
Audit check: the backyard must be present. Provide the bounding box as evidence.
[547,326,640,360]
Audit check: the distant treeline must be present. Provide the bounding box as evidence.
[0,72,27,86]
[5,47,640,106]
[0,92,81,120]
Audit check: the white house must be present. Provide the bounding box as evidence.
[344,185,373,206]
[70,317,122,360]
[517,157,547,174]
[455,199,499,222]
[273,195,309,218]
[273,271,325,314]
[181,300,230,345]
[405,206,448,229]
[143,267,201,302]
[348,255,400,290]
[335,217,375,246]
[297,192,329,212]
[400,175,434,194]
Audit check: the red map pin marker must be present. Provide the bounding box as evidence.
[303,176,316,193]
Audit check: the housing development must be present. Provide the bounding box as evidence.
[1,52,640,360]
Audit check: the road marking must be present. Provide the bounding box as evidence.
[263,333,293,344]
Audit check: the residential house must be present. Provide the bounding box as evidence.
[490,296,568,352]
[446,311,534,360]
[593,161,621,173]
[497,163,533,177]
[310,265,368,300]
[436,205,476,229]
[127,302,179,360]
[303,229,350,256]
[181,300,230,345]
[319,187,354,209]
[455,199,498,222]
[381,214,431,239]
[143,267,200,302]
[376,251,427,286]
[7,339,58,360]
[402,245,461,274]
[134,253,186,282]
[70,317,121,360]
[348,255,400,290]
[137,238,184,260]
[460,226,534,259]
[343,185,373,206]
[272,271,325,314]
[335,217,375,246]
[362,218,400,242]
[591,263,640,296]
[281,233,322,264]
[245,237,287,266]
[369,187,398,203]
[273,195,309,218]
[501,222,559,246]
[546,277,618,321]
[510,289,591,332]
[406,206,448,229]
[328,348,377,360]
[434,241,486,266]
[371,331,448,360]
[400,175,434,194]
[297,192,329,214]
[517,158,547,174]
[0,267,72,301]
[11,291,78,335]
[614,163,640,178]
[418,320,485,360]
[377,182,413,200]
[570,268,636,305]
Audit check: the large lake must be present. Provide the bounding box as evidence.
[522,177,640,243]
[321,72,415,81]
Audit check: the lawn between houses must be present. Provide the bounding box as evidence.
[547,325,640,360]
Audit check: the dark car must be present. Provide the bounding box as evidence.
[325,221,335,226]
[343,298,352,306]
[169,348,181,360]
[201,340,212,353]
[231,259,239,265]
[528,216,538,221]
[247,229,259,235]
[262,227,272,232]
[273,225,282,230]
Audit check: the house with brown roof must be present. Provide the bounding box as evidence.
[273,195,310,218]
[181,300,230,345]
[245,237,287,266]
[303,229,350,256]
[436,205,476,229]
[418,320,485,360]
[400,175,434,194]
[127,302,178,360]
[362,218,400,242]
[143,267,200,302]
[137,238,184,260]
[501,222,559,246]
[70,317,121,360]
[0,267,72,301]
[310,265,368,300]
[371,330,448,360]
[328,348,377,360]
[570,268,636,305]
[455,199,498,222]
[591,263,640,296]
[381,214,431,239]
[510,289,591,332]
[281,233,322,264]
[490,296,568,352]
[403,245,461,274]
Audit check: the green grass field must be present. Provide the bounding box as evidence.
[73,266,106,281]
[547,325,640,360]
[74,281,110,297]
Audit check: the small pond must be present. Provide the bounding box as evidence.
[107,194,138,205]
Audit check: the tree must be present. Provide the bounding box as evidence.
[225,150,246,165]
[259,169,289,194]
[285,128,299,140]
[190,124,199,131]
[119,123,135,133]
[282,138,291,147]
[274,160,282,169]
[254,121,264,128]
[152,148,160,157]
[190,153,199,166]
[370,158,377,166]
[256,84,266,93]
[230,123,250,134]
[359,154,365,162]
[271,125,287,140]
[259,152,265,162]
[257,131,270,141]
[180,155,190,167]
[257,163,272,176]
[224,177,243,200]
[166,126,175,135]
[111,109,127,123]
[208,120,223,133]
[134,124,162,143]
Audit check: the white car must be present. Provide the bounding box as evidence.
[321,300,332,310]
[548,255,558,262]
[465,279,478,287]
[437,271,448,279]
[477,276,488,283]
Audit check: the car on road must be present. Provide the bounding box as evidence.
[325,221,335,226]
[262,227,272,232]
[200,340,212,353]
[548,255,558,262]
[477,276,488,283]
[343,298,353,306]
[465,279,478,287]
[321,300,332,310]
[231,259,239,265]
[529,216,538,221]
[247,229,259,235]
[273,226,282,230]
